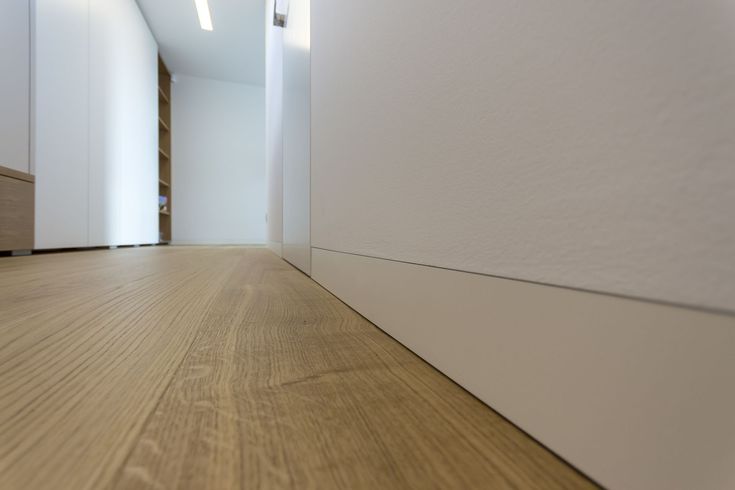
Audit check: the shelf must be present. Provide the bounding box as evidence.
[158,55,172,247]
[158,86,169,104]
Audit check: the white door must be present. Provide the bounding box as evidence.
[282,0,311,274]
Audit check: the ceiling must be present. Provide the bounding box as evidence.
[136,0,265,86]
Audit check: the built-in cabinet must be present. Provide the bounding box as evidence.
[0,0,34,253]
[34,0,159,249]
[158,57,172,242]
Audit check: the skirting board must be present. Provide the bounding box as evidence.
[311,247,735,490]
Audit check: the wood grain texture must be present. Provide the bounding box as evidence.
[0,165,35,183]
[0,247,596,490]
[0,173,34,251]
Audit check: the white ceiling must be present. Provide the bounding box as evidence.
[136,0,265,86]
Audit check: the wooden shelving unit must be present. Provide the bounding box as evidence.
[158,55,172,243]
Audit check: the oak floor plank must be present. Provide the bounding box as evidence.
[0,247,243,490]
[0,247,596,490]
[110,248,596,490]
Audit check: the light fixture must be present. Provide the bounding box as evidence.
[194,0,213,31]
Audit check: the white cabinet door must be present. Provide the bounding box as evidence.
[0,0,30,174]
[34,0,90,249]
[35,0,158,249]
[88,0,158,247]
[282,0,311,274]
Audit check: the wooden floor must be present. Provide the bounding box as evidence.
[0,246,595,490]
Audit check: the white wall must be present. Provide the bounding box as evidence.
[35,0,159,249]
[310,1,735,488]
[282,0,310,273]
[0,0,31,174]
[311,0,735,313]
[266,0,284,256]
[171,75,265,245]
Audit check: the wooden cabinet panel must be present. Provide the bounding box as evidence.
[0,171,34,251]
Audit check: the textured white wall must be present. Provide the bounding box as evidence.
[0,0,30,174]
[311,0,735,312]
[172,75,266,245]
[266,0,284,253]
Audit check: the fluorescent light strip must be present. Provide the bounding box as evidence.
[194,0,213,31]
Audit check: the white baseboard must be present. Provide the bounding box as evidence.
[311,247,735,490]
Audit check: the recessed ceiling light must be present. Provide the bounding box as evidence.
[194,0,213,31]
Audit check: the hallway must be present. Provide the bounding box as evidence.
[0,247,594,489]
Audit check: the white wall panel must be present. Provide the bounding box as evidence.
[89,0,158,246]
[282,0,310,273]
[34,0,90,249]
[0,0,31,174]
